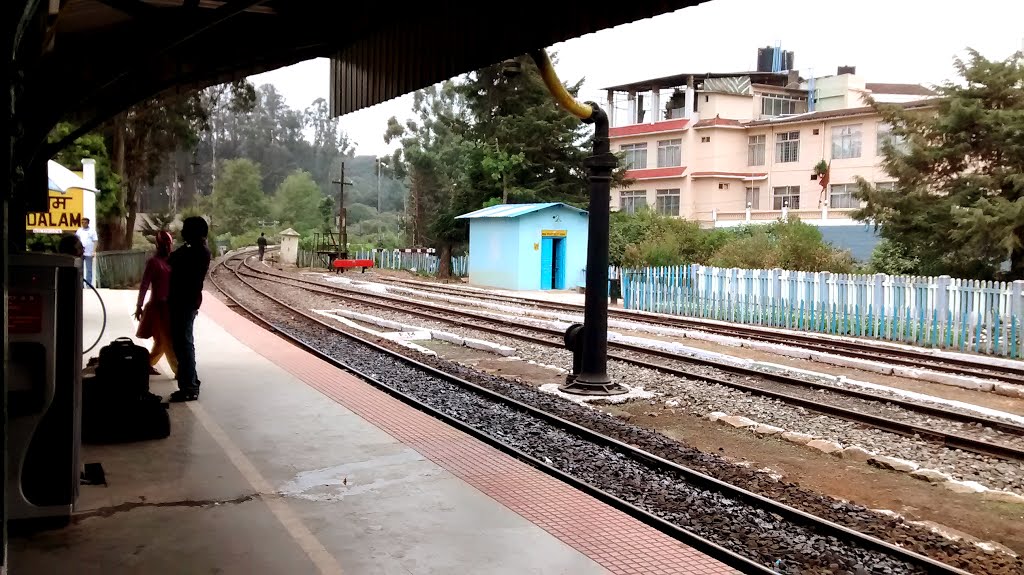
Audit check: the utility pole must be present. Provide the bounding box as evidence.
[376,157,382,245]
[332,162,353,258]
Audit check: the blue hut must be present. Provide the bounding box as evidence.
[456,203,589,291]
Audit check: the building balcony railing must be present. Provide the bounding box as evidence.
[702,206,860,226]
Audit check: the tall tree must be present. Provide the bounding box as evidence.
[113,92,209,249]
[273,169,323,232]
[209,158,268,235]
[457,54,591,208]
[48,123,123,249]
[856,49,1024,280]
[384,81,474,276]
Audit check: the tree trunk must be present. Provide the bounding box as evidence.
[437,243,453,279]
[1010,238,1024,281]
[123,178,139,249]
[104,112,128,250]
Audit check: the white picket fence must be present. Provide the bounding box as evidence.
[622,264,1024,358]
[353,249,468,277]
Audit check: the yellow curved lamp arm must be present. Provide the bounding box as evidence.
[529,49,594,121]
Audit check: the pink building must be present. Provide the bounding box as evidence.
[606,50,935,239]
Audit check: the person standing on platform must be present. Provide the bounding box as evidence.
[167,216,211,402]
[135,231,177,377]
[257,232,267,261]
[76,217,99,285]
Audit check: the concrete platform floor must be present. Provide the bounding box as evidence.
[9,289,731,575]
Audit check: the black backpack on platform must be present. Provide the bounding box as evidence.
[82,338,170,444]
[95,337,151,400]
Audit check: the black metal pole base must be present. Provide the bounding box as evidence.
[558,377,626,396]
[559,323,626,396]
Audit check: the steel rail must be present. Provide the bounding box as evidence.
[369,273,1024,384]
[213,253,971,575]
[238,259,1024,462]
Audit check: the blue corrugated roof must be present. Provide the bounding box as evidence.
[455,202,587,219]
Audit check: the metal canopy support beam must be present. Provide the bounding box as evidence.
[94,0,157,17]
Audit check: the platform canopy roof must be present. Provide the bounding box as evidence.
[456,202,587,220]
[11,0,707,178]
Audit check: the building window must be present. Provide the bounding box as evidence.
[772,186,800,209]
[655,189,680,216]
[657,139,682,167]
[876,123,908,155]
[876,181,897,192]
[748,135,766,166]
[700,136,711,143]
[829,183,860,209]
[761,95,799,117]
[831,124,862,159]
[619,190,648,214]
[620,143,648,169]
[745,187,761,210]
[718,182,730,190]
[775,131,800,163]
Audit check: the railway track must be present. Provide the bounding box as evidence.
[368,273,1024,386]
[238,258,1024,464]
[212,251,992,575]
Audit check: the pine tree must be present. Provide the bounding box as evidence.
[856,49,1024,280]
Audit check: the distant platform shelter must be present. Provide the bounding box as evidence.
[456,203,588,291]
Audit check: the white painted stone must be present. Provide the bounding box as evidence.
[753,423,785,436]
[840,445,874,462]
[869,455,919,473]
[806,439,843,454]
[871,508,903,520]
[892,366,928,380]
[720,415,758,429]
[741,340,812,359]
[781,431,814,445]
[910,468,952,483]
[759,362,839,382]
[383,330,432,341]
[944,479,987,494]
[429,331,465,346]
[707,411,729,422]
[464,337,516,357]
[980,490,1024,505]
[809,352,894,375]
[917,371,995,392]
[665,399,681,408]
[994,383,1024,398]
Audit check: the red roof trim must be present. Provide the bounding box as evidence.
[610,119,689,138]
[624,166,687,180]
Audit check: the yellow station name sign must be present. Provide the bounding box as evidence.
[26,189,85,233]
[541,229,567,238]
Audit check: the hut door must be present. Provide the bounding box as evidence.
[540,237,554,289]
[553,237,566,289]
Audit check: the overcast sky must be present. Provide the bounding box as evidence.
[249,0,1024,158]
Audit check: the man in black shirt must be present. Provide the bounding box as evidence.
[257,232,267,261]
[168,216,212,402]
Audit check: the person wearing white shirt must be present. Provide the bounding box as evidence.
[76,218,99,285]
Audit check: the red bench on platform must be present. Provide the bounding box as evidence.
[332,258,375,273]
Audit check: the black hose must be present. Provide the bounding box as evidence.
[83,279,106,354]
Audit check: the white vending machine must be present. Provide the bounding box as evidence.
[7,253,83,529]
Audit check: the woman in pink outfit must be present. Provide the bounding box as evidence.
[135,230,177,376]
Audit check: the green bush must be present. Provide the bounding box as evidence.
[611,212,853,273]
[866,239,920,275]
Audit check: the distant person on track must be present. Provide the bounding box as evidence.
[135,230,177,378]
[257,232,267,261]
[76,217,99,285]
[168,216,212,402]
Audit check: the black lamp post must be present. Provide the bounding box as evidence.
[527,50,624,396]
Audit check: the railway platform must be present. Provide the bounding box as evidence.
[8,288,733,575]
